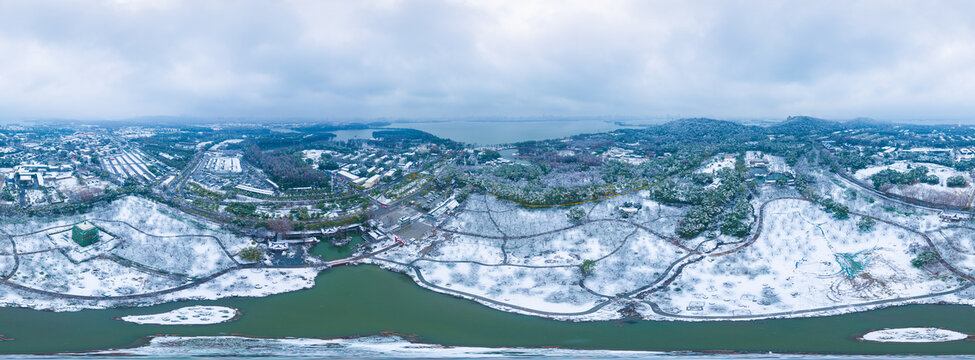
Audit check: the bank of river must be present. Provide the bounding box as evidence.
[0,266,972,354]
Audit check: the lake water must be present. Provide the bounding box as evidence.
[390,120,644,145]
[326,119,654,145]
[0,265,972,355]
[328,129,379,142]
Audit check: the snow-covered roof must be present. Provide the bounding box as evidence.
[74,221,96,231]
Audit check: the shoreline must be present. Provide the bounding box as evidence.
[365,259,975,323]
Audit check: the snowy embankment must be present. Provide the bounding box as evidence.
[0,267,319,312]
[861,327,969,343]
[92,335,660,358]
[120,305,238,325]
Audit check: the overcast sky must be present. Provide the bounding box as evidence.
[1,1,974,122]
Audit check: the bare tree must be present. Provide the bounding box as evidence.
[268,218,293,234]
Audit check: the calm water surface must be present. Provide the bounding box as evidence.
[0,266,972,355]
[391,120,642,145]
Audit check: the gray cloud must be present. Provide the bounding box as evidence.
[0,0,974,121]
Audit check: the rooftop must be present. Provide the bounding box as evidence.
[74,221,96,231]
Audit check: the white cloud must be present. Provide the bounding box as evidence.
[0,0,974,121]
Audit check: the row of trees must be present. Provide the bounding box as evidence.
[870,166,939,189]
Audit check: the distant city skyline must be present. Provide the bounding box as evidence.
[1,1,974,121]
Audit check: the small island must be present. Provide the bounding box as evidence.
[861,327,969,343]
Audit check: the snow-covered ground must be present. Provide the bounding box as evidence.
[12,251,184,296]
[929,227,975,278]
[159,268,318,302]
[5,197,251,273]
[415,260,602,313]
[368,186,975,322]
[368,193,690,320]
[695,155,736,174]
[0,266,318,312]
[854,161,973,206]
[646,198,968,319]
[0,196,320,312]
[120,305,238,325]
[860,327,969,343]
[301,149,332,161]
[765,155,793,175]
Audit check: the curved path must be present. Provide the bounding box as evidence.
[438,218,699,255]
[931,225,975,255]
[91,218,241,266]
[0,211,401,303]
[379,194,975,320]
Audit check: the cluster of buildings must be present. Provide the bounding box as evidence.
[329,150,415,188]
[600,147,648,165]
[203,153,243,173]
[189,149,274,197]
[102,150,158,182]
[3,163,74,188]
[744,151,795,184]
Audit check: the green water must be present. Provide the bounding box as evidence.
[311,234,365,261]
[0,266,973,355]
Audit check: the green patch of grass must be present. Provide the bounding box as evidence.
[882,205,915,216]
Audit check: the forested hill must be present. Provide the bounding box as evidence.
[653,118,763,143]
[652,116,889,141]
[767,116,844,136]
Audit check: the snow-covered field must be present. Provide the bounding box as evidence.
[12,252,184,296]
[0,265,318,312]
[301,149,331,161]
[929,227,975,278]
[369,193,690,319]
[646,198,967,319]
[695,155,736,174]
[369,186,975,322]
[0,196,319,311]
[120,305,238,325]
[415,261,602,313]
[860,327,969,343]
[159,268,318,302]
[854,161,973,206]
